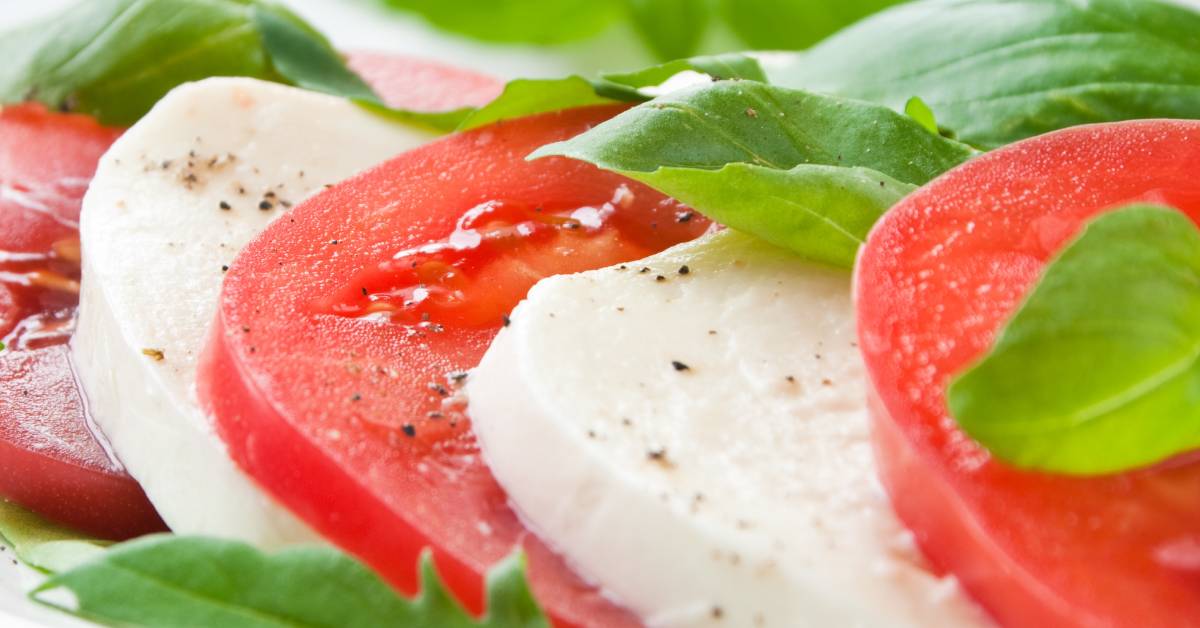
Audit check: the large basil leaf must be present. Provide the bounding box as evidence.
[0,0,282,126]
[948,204,1200,475]
[768,0,1200,148]
[34,535,548,628]
[533,81,977,267]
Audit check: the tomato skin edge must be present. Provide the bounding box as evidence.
[855,119,1200,628]
[0,436,165,541]
[868,389,1087,627]
[198,323,486,606]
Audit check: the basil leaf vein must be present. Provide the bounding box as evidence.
[948,204,1200,475]
[532,81,976,267]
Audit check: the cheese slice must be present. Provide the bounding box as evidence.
[468,230,988,627]
[73,78,434,546]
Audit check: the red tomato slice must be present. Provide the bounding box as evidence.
[346,52,504,112]
[0,104,165,539]
[200,105,708,626]
[856,120,1200,627]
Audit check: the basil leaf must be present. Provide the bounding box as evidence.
[0,0,279,126]
[378,0,623,45]
[34,536,548,628]
[443,53,765,132]
[458,77,620,131]
[904,96,939,136]
[600,52,767,91]
[0,500,108,573]
[769,0,1200,149]
[948,204,1200,475]
[719,0,905,50]
[625,0,714,62]
[532,81,976,267]
[250,2,377,102]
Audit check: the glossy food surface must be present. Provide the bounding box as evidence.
[201,105,708,626]
[0,104,164,539]
[856,120,1200,627]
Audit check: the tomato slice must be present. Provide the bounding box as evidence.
[0,104,166,539]
[856,120,1200,627]
[199,105,707,625]
[346,52,503,112]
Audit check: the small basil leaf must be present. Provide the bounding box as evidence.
[600,52,766,92]
[532,81,976,266]
[0,500,108,574]
[33,536,548,628]
[251,2,378,102]
[948,204,1200,475]
[904,96,938,136]
[769,0,1200,148]
[457,76,622,131]
[625,0,713,62]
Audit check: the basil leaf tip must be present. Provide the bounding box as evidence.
[949,204,1200,475]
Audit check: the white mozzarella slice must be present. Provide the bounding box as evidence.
[468,230,988,627]
[73,78,434,546]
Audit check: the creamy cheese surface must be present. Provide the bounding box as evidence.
[469,230,988,627]
[73,78,434,545]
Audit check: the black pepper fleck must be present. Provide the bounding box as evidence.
[671,360,690,372]
[401,424,416,437]
[678,265,690,275]
[218,201,231,211]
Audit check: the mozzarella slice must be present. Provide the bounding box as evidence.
[73,78,434,546]
[468,230,988,627]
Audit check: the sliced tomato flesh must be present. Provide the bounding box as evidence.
[856,120,1200,627]
[0,104,166,539]
[200,105,708,626]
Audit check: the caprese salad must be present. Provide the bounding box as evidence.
[1,0,1199,627]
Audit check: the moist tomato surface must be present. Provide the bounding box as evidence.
[200,105,707,626]
[0,104,165,539]
[0,55,493,539]
[856,120,1200,627]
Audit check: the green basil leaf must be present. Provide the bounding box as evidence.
[378,0,624,45]
[948,204,1200,475]
[625,0,714,62]
[532,81,976,267]
[34,536,548,628]
[904,96,939,136]
[719,0,905,50]
[251,2,377,102]
[768,0,1200,149]
[0,500,108,573]
[601,52,767,90]
[457,76,621,131]
[0,0,279,126]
